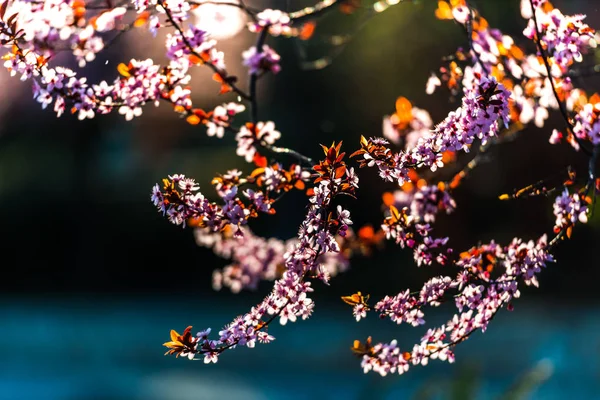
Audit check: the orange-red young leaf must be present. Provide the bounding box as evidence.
[434,1,453,20]
[382,192,395,207]
[253,153,268,168]
[186,115,201,125]
[351,336,374,356]
[134,11,151,27]
[117,63,131,77]
[358,225,375,240]
[334,165,347,179]
[299,21,316,40]
[0,1,7,20]
[341,291,369,306]
[189,54,204,65]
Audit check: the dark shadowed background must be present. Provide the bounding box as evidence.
[1,0,600,399]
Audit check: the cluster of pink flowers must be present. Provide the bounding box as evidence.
[360,234,553,376]
[115,59,182,121]
[248,8,291,37]
[188,267,310,363]
[206,102,246,138]
[523,5,596,69]
[151,173,276,234]
[428,0,598,145]
[410,185,456,223]
[351,0,597,376]
[235,121,281,163]
[384,184,456,227]
[430,75,510,152]
[195,225,352,293]
[195,227,293,293]
[572,102,600,145]
[242,45,281,75]
[162,144,358,362]
[0,0,127,66]
[382,102,433,148]
[553,189,589,233]
[25,56,189,121]
[379,203,453,267]
[166,25,224,69]
[355,76,509,186]
[1,16,198,122]
[1,0,599,378]
[0,0,240,125]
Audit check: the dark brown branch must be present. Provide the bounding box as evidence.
[464,0,489,75]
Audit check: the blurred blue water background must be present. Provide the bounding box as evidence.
[2,297,598,400]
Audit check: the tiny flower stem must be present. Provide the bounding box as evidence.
[548,228,566,249]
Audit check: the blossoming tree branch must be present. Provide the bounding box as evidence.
[1,0,598,376]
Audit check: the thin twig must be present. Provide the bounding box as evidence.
[247,27,314,165]
[448,124,524,190]
[295,0,411,70]
[289,0,341,23]
[265,145,314,166]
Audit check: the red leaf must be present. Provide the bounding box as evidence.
[0,2,8,20]
[299,21,316,40]
[253,153,268,168]
[334,165,347,179]
[219,83,232,95]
